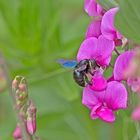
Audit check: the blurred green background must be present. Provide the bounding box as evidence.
[0,0,139,140]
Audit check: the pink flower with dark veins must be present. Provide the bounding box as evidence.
[101,7,122,46]
[86,19,102,39]
[84,0,104,17]
[82,81,128,122]
[77,35,115,67]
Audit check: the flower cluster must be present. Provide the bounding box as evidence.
[76,0,140,122]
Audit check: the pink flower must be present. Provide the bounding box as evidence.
[90,70,107,91]
[113,51,140,93]
[82,81,128,122]
[114,51,135,81]
[77,35,115,67]
[132,106,140,121]
[101,7,122,43]
[84,0,104,17]
[86,19,102,39]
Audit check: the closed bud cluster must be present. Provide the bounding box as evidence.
[12,76,38,139]
[12,76,28,109]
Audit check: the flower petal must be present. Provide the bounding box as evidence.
[96,106,115,122]
[82,85,105,109]
[95,35,114,66]
[90,70,107,91]
[77,37,98,61]
[101,7,121,40]
[86,19,101,38]
[84,0,103,16]
[105,81,128,110]
[77,35,114,66]
[90,104,101,120]
[114,51,134,81]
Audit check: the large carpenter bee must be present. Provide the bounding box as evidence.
[58,59,100,87]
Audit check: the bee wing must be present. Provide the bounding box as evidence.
[57,59,77,68]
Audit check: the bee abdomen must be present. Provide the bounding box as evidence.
[73,71,87,87]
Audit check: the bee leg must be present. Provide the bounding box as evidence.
[84,75,92,86]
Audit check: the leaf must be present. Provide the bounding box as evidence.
[115,0,140,44]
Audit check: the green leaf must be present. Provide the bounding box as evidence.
[116,0,140,44]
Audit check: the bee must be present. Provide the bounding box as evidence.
[58,59,100,87]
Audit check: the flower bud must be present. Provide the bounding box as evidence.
[26,101,37,135]
[13,124,22,139]
[26,119,36,135]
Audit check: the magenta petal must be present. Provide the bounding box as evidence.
[77,35,114,66]
[105,81,128,110]
[95,35,114,66]
[132,106,140,121]
[90,71,107,91]
[82,86,105,109]
[90,104,101,120]
[96,107,115,122]
[114,51,135,81]
[101,7,121,40]
[86,19,101,38]
[77,37,98,61]
[84,0,102,16]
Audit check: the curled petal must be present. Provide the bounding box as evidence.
[96,106,115,122]
[90,71,107,91]
[101,7,121,40]
[90,103,101,120]
[105,81,128,110]
[84,0,103,16]
[82,86,105,109]
[132,106,140,121]
[114,51,135,81]
[86,19,101,38]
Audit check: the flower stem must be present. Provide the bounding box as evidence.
[114,48,120,56]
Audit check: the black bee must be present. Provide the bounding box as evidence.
[58,59,99,87]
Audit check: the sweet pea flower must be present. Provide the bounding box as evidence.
[77,35,115,67]
[86,19,102,39]
[101,7,122,45]
[84,0,104,17]
[113,51,140,93]
[82,81,128,122]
